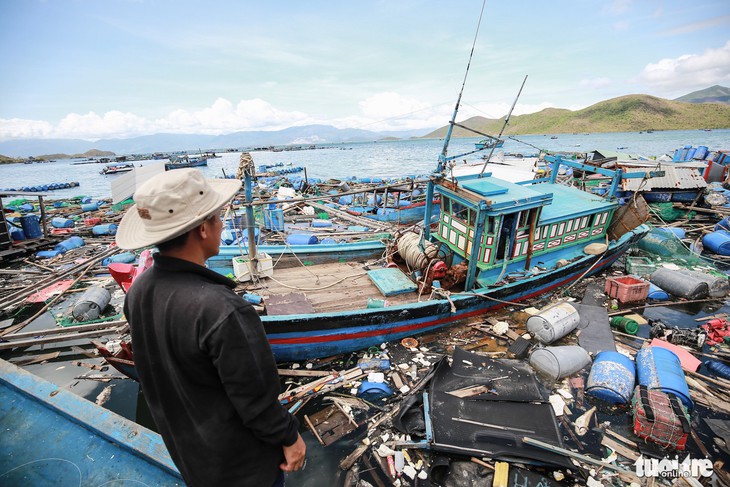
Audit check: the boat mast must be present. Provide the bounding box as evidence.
[239,152,259,276]
[426,0,488,241]
[435,0,488,174]
[479,74,528,176]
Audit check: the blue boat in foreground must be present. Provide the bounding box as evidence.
[0,359,181,485]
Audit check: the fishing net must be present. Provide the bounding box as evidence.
[649,202,696,222]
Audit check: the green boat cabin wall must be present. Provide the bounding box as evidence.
[434,187,616,271]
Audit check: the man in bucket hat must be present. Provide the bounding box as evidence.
[117,169,305,486]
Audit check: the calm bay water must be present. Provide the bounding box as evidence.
[1,129,729,202]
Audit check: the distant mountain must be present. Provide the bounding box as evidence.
[675,85,730,104]
[0,125,434,158]
[423,94,730,138]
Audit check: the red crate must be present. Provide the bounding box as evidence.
[605,276,650,303]
[632,386,690,450]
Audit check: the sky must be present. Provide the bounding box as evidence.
[0,0,728,142]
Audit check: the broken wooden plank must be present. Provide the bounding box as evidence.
[340,444,369,470]
[0,327,127,350]
[304,414,326,446]
[277,368,333,377]
[9,351,61,366]
[447,384,491,398]
[601,435,639,462]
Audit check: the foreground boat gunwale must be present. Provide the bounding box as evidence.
[0,359,180,482]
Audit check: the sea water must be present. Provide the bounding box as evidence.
[1,129,728,202]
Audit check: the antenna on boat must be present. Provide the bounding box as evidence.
[479,74,528,176]
[436,0,488,174]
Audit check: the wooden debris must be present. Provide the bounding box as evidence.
[447,384,492,398]
[339,444,369,470]
[601,436,639,462]
[9,351,61,366]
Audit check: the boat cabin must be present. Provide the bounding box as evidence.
[426,159,619,290]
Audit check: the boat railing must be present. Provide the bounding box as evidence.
[541,155,665,199]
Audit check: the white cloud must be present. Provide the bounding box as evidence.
[0,118,54,140]
[0,92,566,142]
[638,40,730,91]
[0,98,316,141]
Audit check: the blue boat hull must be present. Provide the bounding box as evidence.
[0,360,181,485]
[264,225,649,362]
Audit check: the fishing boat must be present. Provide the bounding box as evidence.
[0,359,181,484]
[164,154,209,170]
[474,137,504,150]
[100,162,135,175]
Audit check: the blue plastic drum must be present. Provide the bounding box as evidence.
[586,351,635,404]
[637,346,693,409]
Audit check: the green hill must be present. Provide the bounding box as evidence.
[675,85,730,104]
[423,94,730,138]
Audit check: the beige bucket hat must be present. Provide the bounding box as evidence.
[116,168,242,250]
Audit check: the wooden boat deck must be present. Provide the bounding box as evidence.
[237,260,424,314]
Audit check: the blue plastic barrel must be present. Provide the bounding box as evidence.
[102,252,136,266]
[20,215,42,238]
[586,351,635,404]
[715,217,730,232]
[286,234,318,245]
[51,217,75,229]
[81,196,92,204]
[243,293,263,305]
[54,236,85,253]
[320,238,338,245]
[311,219,333,228]
[220,229,237,245]
[92,224,118,236]
[704,360,730,381]
[636,346,693,409]
[36,250,61,258]
[9,225,25,241]
[702,230,730,255]
[53,201,64,208]
[647,283,670,300]
[80,202,99,212]
[19,203,34,212]
[263,207,284,231]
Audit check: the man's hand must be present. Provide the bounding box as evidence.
[280,433,306,472]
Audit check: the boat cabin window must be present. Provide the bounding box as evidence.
[496,213,516,260]
[451,200,468,221]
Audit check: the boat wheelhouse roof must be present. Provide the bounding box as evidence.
[442,172,617,225]
[530,182,617,224]
[451,173,551,213]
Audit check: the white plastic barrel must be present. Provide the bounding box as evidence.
[72,286,111,322]
[526,301,580,344]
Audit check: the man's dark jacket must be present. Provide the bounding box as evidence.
[124,254,299,486]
